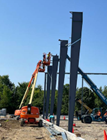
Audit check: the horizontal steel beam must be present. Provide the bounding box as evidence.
[45,72,107,75]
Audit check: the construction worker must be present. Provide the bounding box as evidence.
[95,110,101,119]
[43,53,46,62]
[47,52,51,62]
[42,53,46,69]
[49,114,55,123]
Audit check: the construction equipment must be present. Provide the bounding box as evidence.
[78,68,107,106]
[14,53,51,126]
[81,107,105,123]
[14,60,43,119]
[91,107,105,122]
[76,68,107,123]
[76,99,92,114]
[20,60,42,126]
[76,99,93,123]
[76,99,105,123]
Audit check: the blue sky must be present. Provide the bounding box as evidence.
[0,0,107,90]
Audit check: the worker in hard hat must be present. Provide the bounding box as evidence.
[95,110,101,119]
[47,52,51,62]
[43,53,46,69]
[43,53,46,62]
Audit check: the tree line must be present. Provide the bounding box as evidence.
[0,75,107,114]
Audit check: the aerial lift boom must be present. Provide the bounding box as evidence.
[20,62,41,126]
[14,60,42,117]
[19,60,42,109]
[14,52,51,126]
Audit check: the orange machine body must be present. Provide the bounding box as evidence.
[20,106,40,123]
[43,61,50,66]
[38,69,45,72]
[14,109,21,116]
[43,52,51,66]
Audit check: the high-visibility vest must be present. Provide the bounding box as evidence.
[104,112,107,116]
[97,111,101,116]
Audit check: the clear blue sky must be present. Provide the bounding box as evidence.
[0,0,107,90]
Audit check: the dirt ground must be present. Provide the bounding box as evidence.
[0,120,62,140]
[0,118,107,140]
[60,118,107,140]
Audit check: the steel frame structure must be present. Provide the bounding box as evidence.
[43,12,83,132]
[43,12,107,132]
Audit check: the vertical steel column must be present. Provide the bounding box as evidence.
[81,76,84,115]
[68,12,83,132]
[50,55,58,115]
[56,40,68,126]
[46,66,52,119]
[43,73,46,119]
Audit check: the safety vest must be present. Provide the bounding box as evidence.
[104,112,107,116]
[98,111,101,116]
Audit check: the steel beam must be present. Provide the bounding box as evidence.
[43,73,46,119]
[46,66,52,119]
[68,12,83,132]
[45,72,107,75]
[50,55,58,115]
[56,40,68,126]
[81,76,84,116]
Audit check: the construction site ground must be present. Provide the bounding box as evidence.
[0,118,107,140]
[0,120,62,140]
[59,118,107,140]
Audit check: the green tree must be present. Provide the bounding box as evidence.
[14,82,30,109]
[0,75,15,91]
[0,75,15,113]
[53,90,58,114]
[61,84,69,115]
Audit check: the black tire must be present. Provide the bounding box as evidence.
[84,116,92,123]
[16,116,20,120]
[38,120,43,127]
[20,118,24,126]
[81,118,84,123]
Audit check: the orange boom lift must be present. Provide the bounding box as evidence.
[14,53,51,126]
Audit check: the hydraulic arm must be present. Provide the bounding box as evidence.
[19,60,42,109]
[67,55,107,105]
[78,68,107,105]
[76,99,92,114]
[29,62,39,105]
[14,52,51,119]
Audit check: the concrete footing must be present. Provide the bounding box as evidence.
[42,119,85,140]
